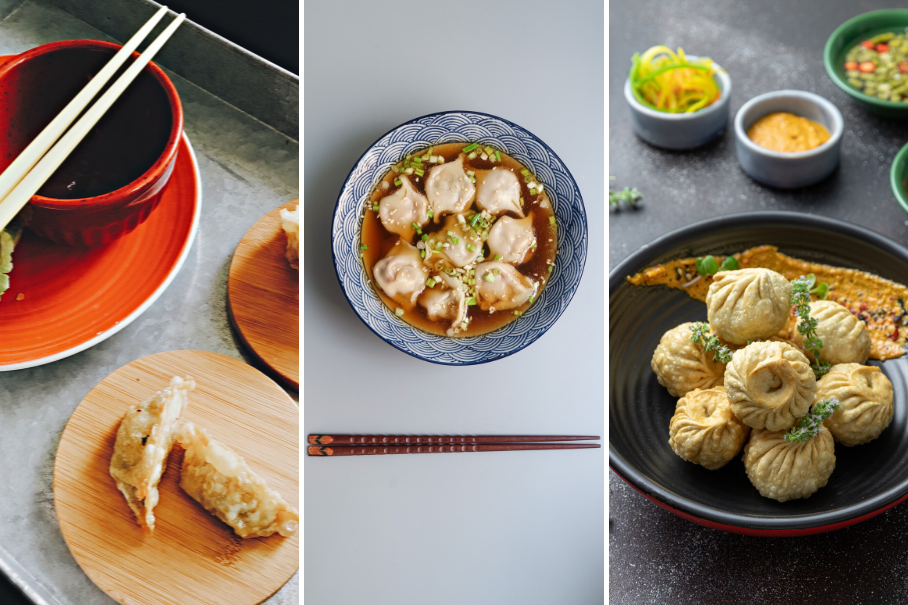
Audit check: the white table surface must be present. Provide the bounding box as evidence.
[303,1,604,603]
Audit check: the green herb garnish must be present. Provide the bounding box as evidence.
[689,322,733,363]
[785,398,840,443]
[791,276,832,379]
[608,178,642,209]
[694,255,738,276]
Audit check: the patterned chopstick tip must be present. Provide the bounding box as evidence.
[308,435,334,444]
[308,446,334,456]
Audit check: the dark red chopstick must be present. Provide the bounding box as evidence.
[308,434,600,445]
[307,443,600,456]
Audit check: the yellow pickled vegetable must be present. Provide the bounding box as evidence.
[630,45,723,113]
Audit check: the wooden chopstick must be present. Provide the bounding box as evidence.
[0,6,169,210]
[0,10,186,232]
[308,443,601,456]
[308,434,600,445]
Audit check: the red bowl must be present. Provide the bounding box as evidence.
[0,40,183,246]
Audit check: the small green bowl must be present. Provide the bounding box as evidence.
[824,9,908,119]
[892,142,908,213]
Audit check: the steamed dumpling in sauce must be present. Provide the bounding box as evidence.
[425,156,475,222]
[476,168,524,217]
[418,273,466,331]
[487,214,536,265]
[373,239,428,310]
[427,214,482,268]
[378,175,429,241]
[706,268,791,345]
[474,262,536,311]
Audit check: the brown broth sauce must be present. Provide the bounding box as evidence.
[361,142,557,337]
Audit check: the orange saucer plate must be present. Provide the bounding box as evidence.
[0,55,200,369]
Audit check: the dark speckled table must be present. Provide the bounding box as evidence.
[610,0,908,603]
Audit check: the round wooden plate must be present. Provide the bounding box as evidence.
[53,350,299,605]
[227,201,299,390]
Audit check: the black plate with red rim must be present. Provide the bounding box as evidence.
[609,211,908,536]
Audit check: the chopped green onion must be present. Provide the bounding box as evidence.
[392,165,401,173]
[468,152,478,160]
[428,146,434,154]
[420,250,426,258]
[421,154,429,161]
[395,308,404,317]
[360,244,369,250]
[495,150,501,162]
[447,231,454,236]
[471,214,482,227]
[484,273,495,283]
[412,157,423,165]
[466,297,477,305]
[426,278,436,288]
[548,265,554,273]
[416,228,422,235]
[466,243,475,251]
[520,169,529,176]
[513,310,522,316]
[492,268,499,275]
[519,197,525,206]
[415,169,425,177]
[421,234,428,241]
[469,279,475,285]
[427,211,434,218]
[530,188,537,195]
[412,222,419,229]
[524,176,531,183]
[483,146,494,155]
[494,254,502,260]
[372,204,379,211]
[405,167,414,174]
[549,216,556,225]
[450,237,460,244]
[528,295,535,304]
[463,143,480,153]
[394,179,402,186]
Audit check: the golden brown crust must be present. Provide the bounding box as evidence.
[818,363,894,447]
[668,386,750,470]
[724,341,816,431]
[651,323,726,398]
[706,268,792,345]
[743,427,836,502]
[789,300,871,365]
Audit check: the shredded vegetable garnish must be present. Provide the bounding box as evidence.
[629,46,723,113]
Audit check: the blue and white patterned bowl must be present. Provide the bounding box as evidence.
[331,111,588,365]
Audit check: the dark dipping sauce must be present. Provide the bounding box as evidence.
[361,142,557,337]
[0,46,172,199]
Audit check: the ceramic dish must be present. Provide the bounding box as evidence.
[734,90,843,188]
[332,111,587,365]
[623,58,732,150]
[610,212,908,536]
[824,9,908,120]
[892,141,908,214]
[0,132,199,370]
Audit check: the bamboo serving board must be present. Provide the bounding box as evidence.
[53,350,299,605]
[227,201,299,390]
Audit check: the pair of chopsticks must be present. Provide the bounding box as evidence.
[307,435,601,456]
[0,6,185,233]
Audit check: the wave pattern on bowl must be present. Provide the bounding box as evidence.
[332,111,587,365]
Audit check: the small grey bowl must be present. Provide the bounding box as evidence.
[734,90,843,189]
[623,59,732,150]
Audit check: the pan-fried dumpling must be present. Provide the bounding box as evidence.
[724,341,816,431]
[706,268,792,344]
[789,300,871,365]
[474,262,536,311]
[418,272,466,331]
[668,386,749,470]
[476,168,524,217]
[651,323,726,397]
[817,363,894,446]
[425,214,482,268]
[378,175,429,241]
[177,423,299,539]
[425,156,475,221]
[373,239,429,311]
[487,214,536,265]
[743,427,836,502]
[110,376,195,532]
